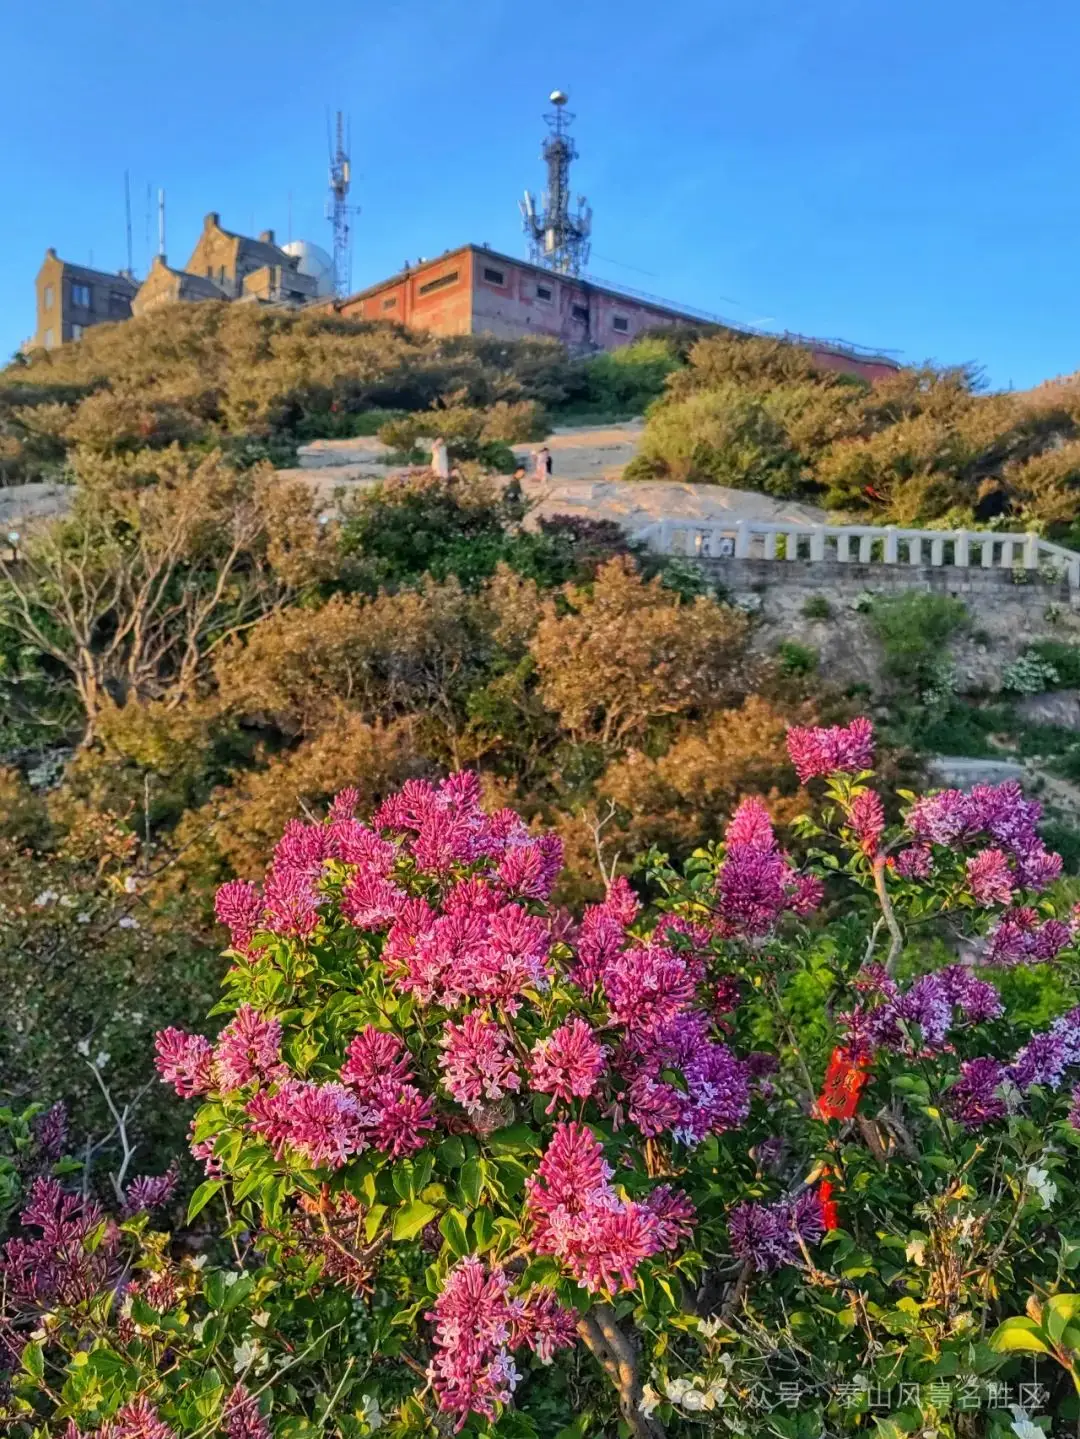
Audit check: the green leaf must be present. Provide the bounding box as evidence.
[438,1136,466,1170]
[439,1208,470,1259]
[1046,1295,1080,1346]
[187,1178,224,1223]
[392,1198,438,1242]
[459,1157,485,1208]
[989,1316,1051,1355]
[20,1340,44,1384]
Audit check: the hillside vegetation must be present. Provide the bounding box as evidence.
[8,303,1080,539]
[3,301,1080,1159]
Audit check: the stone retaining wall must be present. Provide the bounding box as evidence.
[697,559,1080,693]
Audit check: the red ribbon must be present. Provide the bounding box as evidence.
[813,1047,871,1229]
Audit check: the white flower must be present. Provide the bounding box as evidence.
[696,1315,724,1339]
[1025,1166,1058,1210]
[32,889,58,908]
[640,1386,661,1418]
[1009,1407,1046,1439]
[75,1039,90,1057]
[118,915,140,930]
[358,1395,383,1431]
[76,912,91,924]
[59,894,76,907]
[906,1238,926,1266]
[232,1339,262,1374]
[95,1051,110,1070]
[124,876,139,893]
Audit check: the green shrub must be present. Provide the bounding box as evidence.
[869,591,968,685]
[801,594,831,620]
[777,638,818,675]
[1031,640,1080,688]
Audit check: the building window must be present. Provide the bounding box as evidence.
[482,266,505,285]
[571,303,589,323]
[536,284,553,301]
[43,285,54,309]
[109,292,129,317]
[71,323,84,340]
[382,296,397,310]
[44,328,55,349]
[418,269,459,296]
[612,315,629,332]
[71,282,92,308]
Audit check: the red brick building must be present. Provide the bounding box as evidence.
[330,243,898,384]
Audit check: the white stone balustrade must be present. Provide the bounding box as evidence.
[630,519,1080,588]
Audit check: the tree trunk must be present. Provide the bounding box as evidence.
[577,1304,664,1439]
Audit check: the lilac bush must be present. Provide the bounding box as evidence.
[4,722,1080,1437]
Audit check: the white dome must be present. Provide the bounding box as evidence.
[281,240,335,297]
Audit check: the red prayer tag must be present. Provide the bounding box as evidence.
[815,1046,870,1121]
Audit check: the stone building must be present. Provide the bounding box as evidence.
[32,250,138,350]
[180,213,317,305]
[131,255,229,317]
[329,244,899,383]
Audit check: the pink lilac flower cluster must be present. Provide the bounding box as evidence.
[714,798,823,938]
[524,1122,693,1295]
[384,890,554,1011]
[847,789,886,858]
[246,1081,372,1169]
[243,1034,437,1169]
[222,1385,270,1439]
[841,964,1002,1057]
[425,1256,576,1428]
[154,1008,283,1098]
[211,774,562,972]
[529,1019,607,1111]
[439,1013,522,1113]
[728,1190,825,1272]
[213,1006,288,1092]
[98,1399,175,1439]
[1,1177,118,1307]
[786,717,875,783]
[340,1025,436,1158]
[907,781,1062,894]
[569,864,754,1145]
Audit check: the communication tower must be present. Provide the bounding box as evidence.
[326,112,358,298]
[520,91,592,276]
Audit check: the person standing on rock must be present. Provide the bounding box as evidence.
[430,436,450,480]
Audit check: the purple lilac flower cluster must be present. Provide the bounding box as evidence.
[425,1256,577,1428]
[946,1007,1080,1128]
[840,964,1002,1057]
[714,798,823,939]
[728,1190,826,1272]
[1,1177,118,1308]
[524,1122,694,1296]
[907,780,1062,897]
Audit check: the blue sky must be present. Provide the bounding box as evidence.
[2,0,1078,389]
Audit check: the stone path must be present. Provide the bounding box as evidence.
[283,421,828,531]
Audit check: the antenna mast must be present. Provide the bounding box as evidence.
[124,170,134,275]
[157,188,166,259]
[520,90,592,276]
[327,111,355,298]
